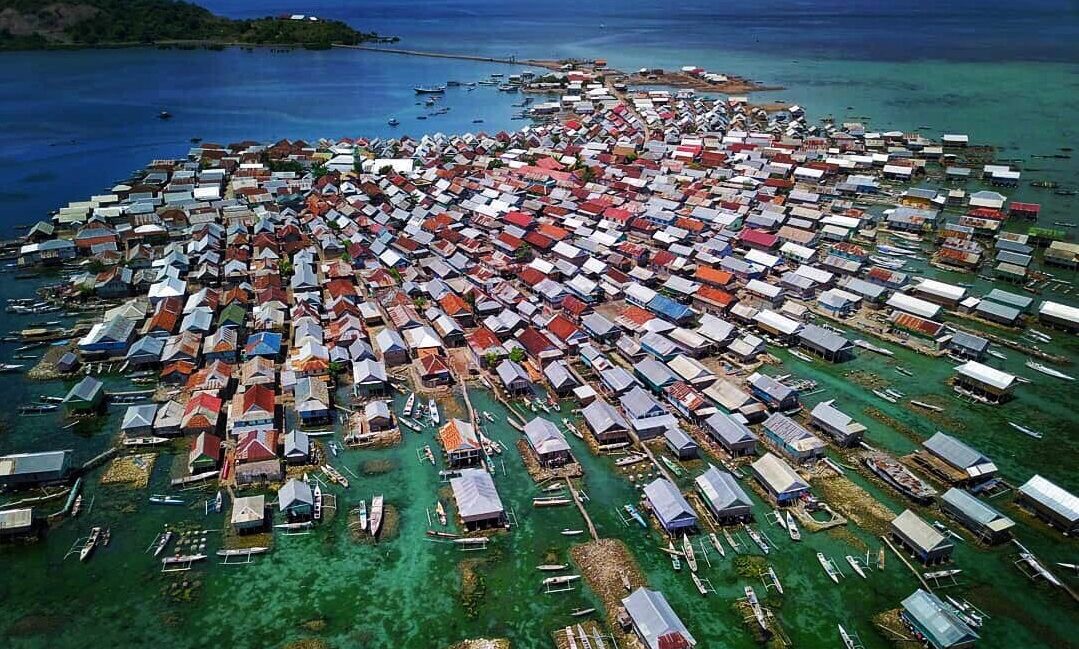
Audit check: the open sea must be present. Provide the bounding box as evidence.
[0,2,1077,648]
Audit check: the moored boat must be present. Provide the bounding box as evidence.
[428,399,440,425]
[149,494,184,505]
[370,494,385,536]
[80,527,101,561]
[709,532,725,557]
[785,511,801,541]
[818,552,840,583]
[682,533,698,572]
[846,555,867,579]
[864,453,936,503]
[1026,360,1075,381]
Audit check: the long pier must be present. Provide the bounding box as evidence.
[566,476,599,541]
[332,44,556,70]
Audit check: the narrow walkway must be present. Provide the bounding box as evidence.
[880,535,931,591]
[566,476,599,541]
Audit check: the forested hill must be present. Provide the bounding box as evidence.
[0,0,396,50]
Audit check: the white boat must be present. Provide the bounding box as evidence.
[313,484,323,521]
[691,571,708,595]
[1026,360,1075,381]
[767,566,784,595]
[839,624,858,649]
[744,586,767,630]
[1008,421,1043,439]
[123,436,169,447]
[565,627,578,649]
[576,624,593,649]
[162,553,207,565]
[403,392,416,416]
[537,564,568,571]
[149,494,184,505]
[615,452,648,467]
[542,574,581,586]
[785,511,801,541]
[80,527,101,561]
[561,528,584,536]
[789,349,814,362]
[428,399,440,424]
[152,530,173,557]
[924,568,963,580]
[987,349,1007,360]
[683,534,698,572]
[321,464,349,488]
[818,552,840,583]
[854,339,895,357]
[743,524,769,554]
[217,546,269,557]
[453,536,490,546]
[846,555,867,579]
[872,389,898,403]
[357,499,367,531]
[709,532,726,558]
[275,521,313,530]
[370,495,385,536]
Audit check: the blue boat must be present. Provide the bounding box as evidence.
[624,504,647,528]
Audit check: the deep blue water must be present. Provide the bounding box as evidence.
[0,0,1077,234]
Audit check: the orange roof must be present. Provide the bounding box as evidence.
[694,266,734,287]
[618,305,654,326]
[438,420,478,453]
[695,286,735,308]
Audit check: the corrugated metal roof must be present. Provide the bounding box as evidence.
[622,587,697,649]
[695,465,752,512]
[901,589,978,649]
[451,468,504,520]
[1019,475,1079,524]
[643,478,696,528]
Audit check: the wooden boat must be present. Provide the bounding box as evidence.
[80,527,101,561]
[785,511,801,541]
[743,524,769,554]
[660,455,683,476]
[1026,360,1074,381]
[453,536,489,546]
[614,452,648,467]
[565,627,578,649]
[427,530,458,539]
[399,418,421,432]
[414,85,446,94]
[123,436,169,447]
[744,586,767,630]
[403,392,416,416]
[328,441,339,457]
[910,400,943,412]
[18,403,57,414]
[357,499,367,531]
[818,552,840,583]
[152,530,173,557]
[436,500,447,526]
[275,521,313,531]
[709,532,726,558]
[670,551,681,571]
[723,528,740,552]
[570,607,595,617]
[370,495,384,536]
[537,564,568,571]
[682,533,698,572]
[846,555,867,579]
[321,464,349,488]
[71,494,82,517]
[691,571,708,595]
[623,504,647,528]
[767,566,783,595]
[428,399,440,425]
[149,494,184,505]
[864,453,936,503]
[987,349,1008,360]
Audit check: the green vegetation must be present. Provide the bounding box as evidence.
[0,0,397,51]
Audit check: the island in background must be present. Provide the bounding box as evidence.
[0,0,396,51]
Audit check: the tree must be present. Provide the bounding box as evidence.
[412,296,428,308]
[328,360,344,376]
[278,258,293,276]
[508,348,526,363]
[483,352,499,368]
[514,243,532,261]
